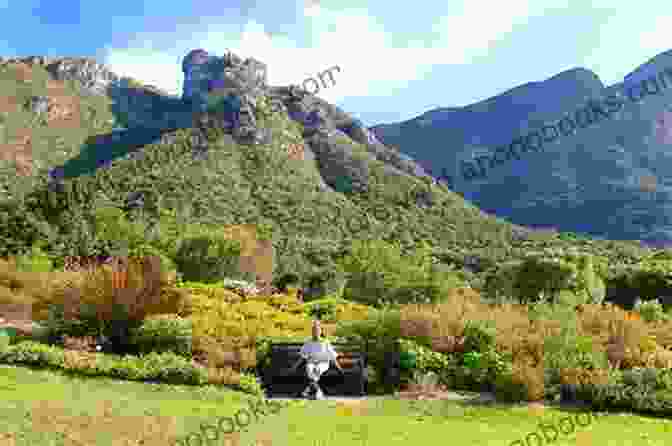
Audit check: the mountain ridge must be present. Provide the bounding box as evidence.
[370,48,672,244]
[0,50,656,289]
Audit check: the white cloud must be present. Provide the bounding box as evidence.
[432,0,547,61]
[101,1,545,103]
[575,2,672,84]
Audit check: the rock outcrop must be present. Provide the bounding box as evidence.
[176,48,434,193]
[0,56,121,96]
[2,50,435,203]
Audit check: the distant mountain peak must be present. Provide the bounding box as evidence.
[370,48,672,243]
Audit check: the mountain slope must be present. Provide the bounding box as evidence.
[0,54,655,286]
[371,50,672,244]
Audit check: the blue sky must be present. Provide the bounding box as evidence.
[1,0,672,126]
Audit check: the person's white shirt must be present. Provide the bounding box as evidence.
[300,341,338,363]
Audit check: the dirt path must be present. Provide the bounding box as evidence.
[267,389,595,411]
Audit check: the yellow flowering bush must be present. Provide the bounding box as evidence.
[186,285,314,370]
[236,300,275,319]
[639,335,659,353]
[264,291,303,312]
[179,282,243,303]
[335,302,374,321]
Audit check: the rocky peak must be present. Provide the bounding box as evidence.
[45,57,121,96]
[17,48,438,201]
[0,56,121,96]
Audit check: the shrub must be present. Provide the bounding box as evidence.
[583,367,672,415]
[27,269,85,322]
[42,302,100,339]
[484,254,605,306]
[398,338,451,375]
[304,301,338,321]
[205,366,241,387]
[93,206,177,271]
[340,239,459,307]
[174,232,245,284]
[482,261,520,304]
[462,319,497,354]
[0,341,208,385]
[334,307,400,346]
[138,351,207,385]
[514,257,578,304]
[0,331,10,352]
[334,307,401,380]
[605,262,672,310]
[273,273,301,292]
[238,372,263,396]
[575,255,607,304]
[406,370,443,393]
[494,360,544,402]
[41,257,189,354]
[303,268,347,301]
[633,298,669,323]
[12,243,54,273]
[399,349,417,370]
[0,341,65,367]
[493,365,526,402]
[130,314,193,358]
[28,323,50,344]
[545,331,609,374]
[341,270,387,307]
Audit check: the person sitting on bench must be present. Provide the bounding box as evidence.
[289,320,344,399]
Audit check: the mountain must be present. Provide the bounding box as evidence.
[370,49,672,244]
[0,53,654,287]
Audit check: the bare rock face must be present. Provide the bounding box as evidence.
[181,49,269,145]
[178,48,435,191]
[182,49,267,109]
[44,57,120,96]
[5,50,434,203]
[0,56,120,97]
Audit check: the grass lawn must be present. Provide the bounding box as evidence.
[0,364,671,445]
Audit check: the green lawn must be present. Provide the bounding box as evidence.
[0,364,671,445]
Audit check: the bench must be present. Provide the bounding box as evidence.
[262,343,368,397]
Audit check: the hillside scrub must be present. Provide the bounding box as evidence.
[482,253,607,306]
[339,238,466,307]
[0,119,657,297]
[0,52,662,298]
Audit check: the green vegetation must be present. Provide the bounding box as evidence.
[1,364,672,445]
[0,60,657,293]
[3,56,672,444]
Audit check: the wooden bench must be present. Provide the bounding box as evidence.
[262,343,368,397]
